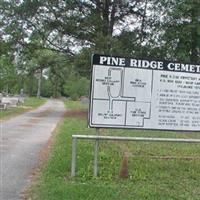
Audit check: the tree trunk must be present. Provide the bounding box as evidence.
[190,4,198,63]
[140,0,148,57]
[28,72,34,96]
[54,78,59,98]
[37,68,42,98]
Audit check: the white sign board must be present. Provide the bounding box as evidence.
[89,54,200,131]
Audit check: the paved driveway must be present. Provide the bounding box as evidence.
[0,100,66,200]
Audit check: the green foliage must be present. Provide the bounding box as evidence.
[16,47,73,97]
[0,55,18,93]
[0,0,199,98]
[41,79,53,97]
[64,76,89,100]
[154,0,200,62]
[73,48,92,78]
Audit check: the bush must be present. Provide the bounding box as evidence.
[64,76,89,100]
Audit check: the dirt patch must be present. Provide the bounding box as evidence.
[38,135,55,163]
[20,109,53,128]
[20,123,33,128]
[29,118,41,124]
[36,109,52,118]
[22,129,57,200]
[129,154,200,160]
[20,118,41,128]
[64,110,88,119]
[22,135,55,200]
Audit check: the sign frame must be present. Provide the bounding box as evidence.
[88,54,200,132]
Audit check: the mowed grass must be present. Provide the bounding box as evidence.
[0,97,46,119]
[30,101,200,200]
[65,100,88,110]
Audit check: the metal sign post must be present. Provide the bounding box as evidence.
[94,128,100,176]
[71,137,77,177]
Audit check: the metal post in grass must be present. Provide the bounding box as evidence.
[71,137,77,177]
[94,128,100,176]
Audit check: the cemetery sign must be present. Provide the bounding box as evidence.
[89,54,200,131]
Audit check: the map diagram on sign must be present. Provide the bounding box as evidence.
[90,65,153,127]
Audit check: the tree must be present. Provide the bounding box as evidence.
[64,75,89,100]
[1,1,147,53]
[0,55,18,93]
[19,47,72,97]
[151,0,200,62]
[1,0,199,100]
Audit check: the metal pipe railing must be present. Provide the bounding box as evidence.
[71,134,200,177]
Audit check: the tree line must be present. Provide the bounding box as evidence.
[0,0,199,99]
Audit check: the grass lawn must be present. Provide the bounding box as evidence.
[0,97,46,120]
[65,100,88,110]
[30,101,200,200]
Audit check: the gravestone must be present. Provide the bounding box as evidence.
[80,96,89,105]
[2,97,19,107]
[0,93,2,102]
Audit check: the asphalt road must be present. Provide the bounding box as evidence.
[0,100,66,200]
